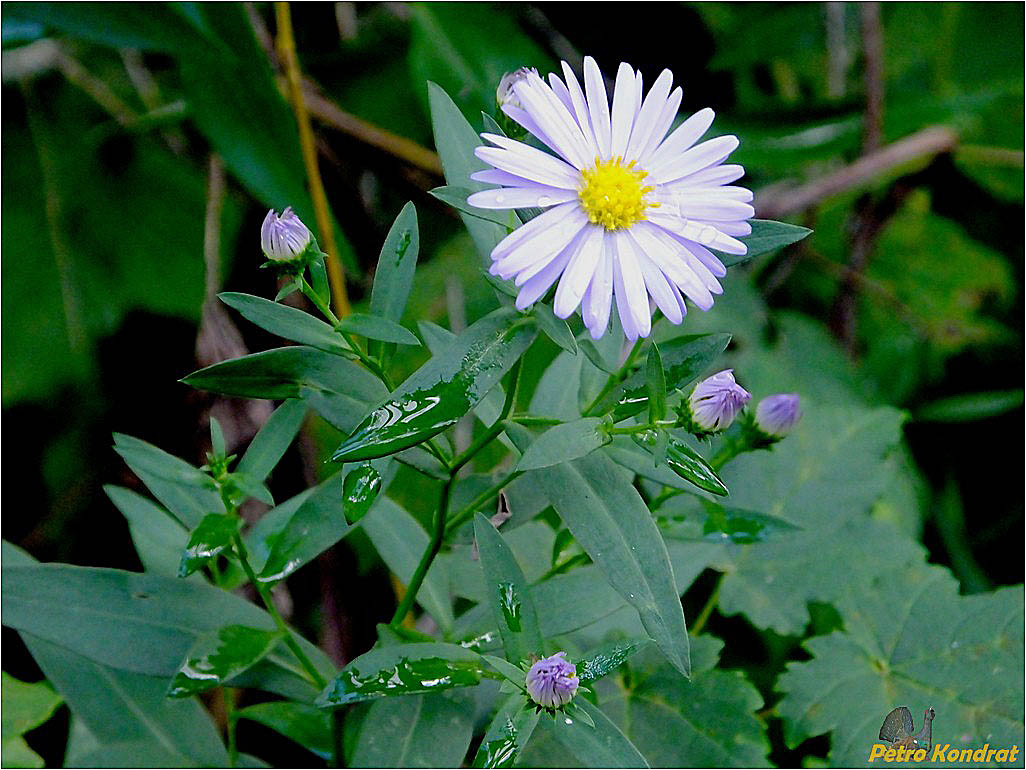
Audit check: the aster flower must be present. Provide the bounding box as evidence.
[468,56,754,340]
[686,369,751,433]
[525,652,579,709]
[261,207,312,262]
[754,393,802,438]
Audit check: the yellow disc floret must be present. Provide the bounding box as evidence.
[578,156,656,231]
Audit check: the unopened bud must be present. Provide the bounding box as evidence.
[526,651,579,709]
[260,207,311,262]
[754,393,802,438]
[685,369,751,434]
[496,67,537,110]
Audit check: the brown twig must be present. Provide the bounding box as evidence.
[859,2,885,151]
[755,125,958,219]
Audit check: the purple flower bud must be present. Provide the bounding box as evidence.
[496,67,537,109]
[525,652,579,709]
[755,393,802,438]
[261,207,311,261]
[688,369,752,433]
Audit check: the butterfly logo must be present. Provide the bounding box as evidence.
[879,706,936,750]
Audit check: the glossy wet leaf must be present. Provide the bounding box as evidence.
[473,695,541,768]
[604,438,706,491]
[236,399,307,483]
[533,304,579,355]
[342,463,382,525]
[474,514,543,663]
[724,219,812,267]
[332,307,535,462]
[181,346,386,434]
[588,334,732,421]
[369,201,421,324]
[632,430,728,496]
[348,692,474,768]
[237,701,333,760]
[645,343,667,423]
[1,672,63,740]
[337,313,420,346]
[219,292,348,356]
[178,514,239,578]
[777,562,1024,766]
[507,425,690,678]
[515,418,609,472]
[167,625,280,698]
[317,643,488,707]
[577,639,649,683]
[697,500,800,544]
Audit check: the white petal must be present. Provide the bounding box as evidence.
[648,107,715,168]
[547,72,575,113]
[677,242,724,294]
[582,236,613,337]
[468,186,578,210]
[649,134,739,184]
[671,163,745,187]
[609,63,638,160]
[638,86,682,162]
[583,56,612,158]
[636,252,683,324]
[515,73,592,169]
[712,220,752,237]
[560,61,598,154]
[629,223,714,309]
[476,142,580,190]
[553,225,603,318]
[501,104,556,151]
[492,208,588,278]
[626,69,673,162]
[646,210,748,255]
[672,196,755,221]
[612,251,638,342]
[470,168,538,186]
[491,202,578,260]
[613,231,651,337]
[679,240,727,278]
[514,238,577,309]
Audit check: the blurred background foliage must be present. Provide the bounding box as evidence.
[1,2,1022,766]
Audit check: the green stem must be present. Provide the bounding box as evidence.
[390,476,453,627]
[691,573,724,635]
[509,414,563,426]
[450,360,521,473]
[225,687,239,767]
[606,419,676,436]
[443,470,523,537]
[231,532,326,688]
[299,275,340,326]
[582,337,645,416]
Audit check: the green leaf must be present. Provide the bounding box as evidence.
[182,346,387,434]
[104,485,192,580]
[578,339,617,375]
[332,308,535,462]
[533,305,579,355]
[167,625,281,698]
[631,431,728,496]
[482,655,529,689]
[370,202,421,323]
[598,636,770,766]
[360,498,453,630]
[113,433,223,529]
[178,514,240,578]
[1,736,43,768]
[209,417,226,459]
[695,500,800,544]
[429,185,518,228]
[348,693,474,768]
[515,418,610,472]
[1,672,62,739]
[576,639,649,683]
[725,219,812,267]
[342,463,382,525]
[473,695,541,768]
[508,426,690,677]
[317,644,487,707]
[219,293,348,356]
[915,389,1024,422]
[236,701,332,760]
[236,400,307,482]
[588,334,732,420]
[547,699,649,768]
[645,343,667,423]
[474,514,543,663]
[777,563,1024,766]
[336,313,420,346]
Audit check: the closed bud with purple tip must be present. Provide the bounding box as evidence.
[261,207,312,262]
[525,652,579,709]
[684,369,751,435]
[496,67,537,110]
[754,393,802,439]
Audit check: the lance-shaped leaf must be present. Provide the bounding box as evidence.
[646,342,667,423]
[219,292,348,355]
[546,699,649,768]
[181,346,387,434]
[515,418,610,472]
[473,694,541,769]
[317,643,489,707]
[332,308,536,462]
[336,313,420,346]
[348,692,474,768]
[429,185,517,228]
[632,430,728,496]
[533,304,578,355]
[104,485,193,580]
[369,201,421,324]
[167,625,281,698]
[507,425,690,677]
[577,639,650,683]
[342,463,382,525]
[474,514,543,664]
[2,673,63,755]
[178,514,240,578]
[725,219,812,268]
[236,399,307,483]
[236,702,333,760]
[588,334,731,421]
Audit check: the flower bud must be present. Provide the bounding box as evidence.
[754,393,802,438]
[686,369,751,433]
[260,207,311,262]
[496,67,537,110]
[525,651,579,709]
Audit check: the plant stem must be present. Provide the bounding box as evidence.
[225,687,239,767]
[231,532,327,689]
[509,414,563,426]
[582,337,645,416]
[274,1,350,317]
[450,360,521,473]
[390,476,453,627]
[691,572,724,635]
[443,469,523,536]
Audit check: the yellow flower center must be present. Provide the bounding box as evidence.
[578,157,656,231]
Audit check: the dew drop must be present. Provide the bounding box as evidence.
[698,226,718,245]
[494,193,506,204]
[950,640,960,649]
[537,195,552,207]
[564,718,573,725]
